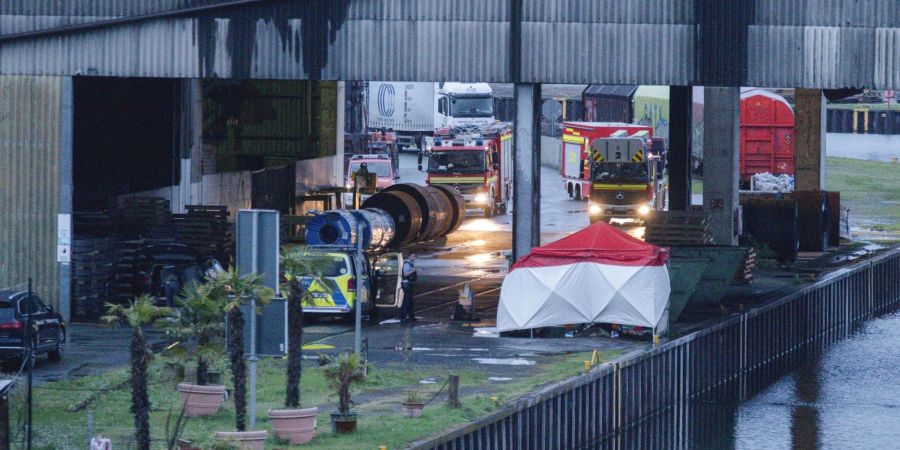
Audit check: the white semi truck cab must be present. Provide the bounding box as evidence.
[434,82,495,130]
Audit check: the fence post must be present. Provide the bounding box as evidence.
[447,373,460,409]
[0,392,8,450]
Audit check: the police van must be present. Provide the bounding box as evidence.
[296,247,405,319]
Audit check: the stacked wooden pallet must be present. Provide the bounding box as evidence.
[119,197,171,230]
[73,211,115,236]
[174,205,231,263]
[113,239,144,303]
[733,247,757,284]
[71,237,115,318]
[644,211,714,246]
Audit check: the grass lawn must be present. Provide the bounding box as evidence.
[23,350,619,449]
[825,157,900,231]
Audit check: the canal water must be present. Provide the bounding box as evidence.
[697,311,900,449]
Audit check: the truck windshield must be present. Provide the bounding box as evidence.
[428,151,485,174]
[450,96,493,118]
[591,162,649,183]
[349,162,391,177]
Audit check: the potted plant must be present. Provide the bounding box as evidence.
[401,388,426,418]
[159,282,227,417]
[266,251,331,444]
[102,295,171,450]
[324,352,366,434]
[205,268,273,439]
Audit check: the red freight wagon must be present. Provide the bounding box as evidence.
[560,122,654,201]
[740,90,795,185]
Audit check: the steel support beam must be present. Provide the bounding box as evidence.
[668,86,693,211]
[58,77,74,323]
[703,87,740,246]
[794,89,827,191]
[512,83,541,261]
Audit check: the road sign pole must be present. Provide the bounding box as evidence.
[354,222,364,354]
[248,214,258,430]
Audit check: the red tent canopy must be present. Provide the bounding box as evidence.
[512,221,669,270]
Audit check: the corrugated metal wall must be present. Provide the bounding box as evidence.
[1,0,900,87]
[0,75,61,305]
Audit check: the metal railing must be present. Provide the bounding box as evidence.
[412,249,900,450]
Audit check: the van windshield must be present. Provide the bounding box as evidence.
[428,151,485,174]
[349,162,391,177]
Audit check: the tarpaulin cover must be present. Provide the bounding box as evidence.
[497,221,670,332]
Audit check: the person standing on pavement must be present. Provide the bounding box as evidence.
[400,254,418,323]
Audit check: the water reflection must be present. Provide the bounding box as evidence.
[598,312,900,450]
[733,311,900,449]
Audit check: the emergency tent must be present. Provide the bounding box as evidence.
[496,221,670,332]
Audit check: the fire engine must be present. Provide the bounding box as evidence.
[586,136,667,223]
[419,123,513,217]
[561,122,654,200]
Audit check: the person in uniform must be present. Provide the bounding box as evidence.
[400,254,418,323]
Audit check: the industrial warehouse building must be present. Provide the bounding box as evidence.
[1,0,899,321]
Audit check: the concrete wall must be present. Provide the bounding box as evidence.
[826,133,900,163]
[541,136,561,170]
[119,170,252,220]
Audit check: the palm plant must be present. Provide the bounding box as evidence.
[280,250,332,409]
[204,268,274,431]
[323,352,366,416]
[102,295,171,450]
[158,281,224,385]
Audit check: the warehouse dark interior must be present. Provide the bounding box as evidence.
[73,77,180,212]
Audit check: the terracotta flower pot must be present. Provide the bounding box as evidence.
[177,382,226,417]
[401,401,426,418]
[330,412,358,434]
[269,407,318,444]
[214,430,267,450]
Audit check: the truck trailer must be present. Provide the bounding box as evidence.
[367,82,495,149]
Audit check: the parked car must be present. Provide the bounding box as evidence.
[135,243,222,306]
[0,290,66,365]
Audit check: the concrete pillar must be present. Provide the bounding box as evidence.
[177,79,203,212]
[794,89,827,191]
[512,83,541,260]
[58,77,74,323]
[668,86,693,211]
[703,87,740,246]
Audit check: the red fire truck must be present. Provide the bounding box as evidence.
[420,123,513,217]
[560,122,655,201]
[586,136,667,223]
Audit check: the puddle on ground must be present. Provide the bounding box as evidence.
[470,348,489,352]
[472,358,536,366]
[419,378,437,384]
[411,347,434,351]
[474,327,499,338]
[488,377,513,382]
[379,319,401,325]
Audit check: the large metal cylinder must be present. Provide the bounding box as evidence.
[383,183,450,241]
[305,210,360,247]
[362,190,423,246]
[350,208,395,250]
[430,185,466,234]
[426,186,455,237]
[304,208,396,251]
